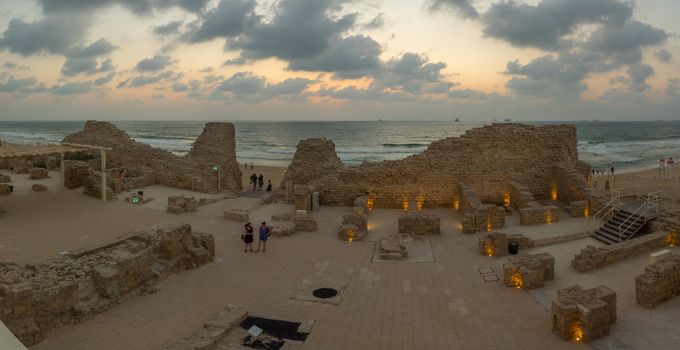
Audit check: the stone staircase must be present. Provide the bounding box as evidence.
[591,203,655,244]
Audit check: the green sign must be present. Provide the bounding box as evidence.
[211,165,220,172]
[131,197,141,204]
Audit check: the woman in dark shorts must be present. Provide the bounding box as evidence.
[242,222,254,252]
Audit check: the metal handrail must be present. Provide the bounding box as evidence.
[592,191,621,222]
[618,202,646,241]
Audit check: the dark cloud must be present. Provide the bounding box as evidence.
[93,73,115,86]
[187,0,257,43]
[50,81,92,95]
[376,53,452,94]
[287,35,382,79]
[198,72,314,101]
[135,54,172,72]
[0,76,41,93]
[153,20,183,36]
[0,16,89,56]
[504,56,588,98]
[119,71,182,88]
[429,0,479,19]
[655,48,673,63]
[667,79,680,97]
[223,57,249,66]
[39,0,209,15]
[583,20,667,64]
[61,39,117,76]
[318,86,415,102]
[626,63,654,92]
[481,0,632,50]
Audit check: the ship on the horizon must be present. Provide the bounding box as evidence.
[454,117,460,122]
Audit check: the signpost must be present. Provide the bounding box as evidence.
[212,164,221,193]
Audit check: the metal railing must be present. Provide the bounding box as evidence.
[618,191,662,242]
[592,190,621,222]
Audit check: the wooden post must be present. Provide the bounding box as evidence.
[100,149,107,202]
[60,152,65,189]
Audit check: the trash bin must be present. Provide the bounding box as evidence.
[508,242,519,255]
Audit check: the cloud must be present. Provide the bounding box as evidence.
[118,71,182,88]
[223,57,249,66]
[39,0,210,15]
[448,88,497,100]
[655,48,673,63]
[504,56,588,99]
[667,79,680,97]
[362,14,385,30]
[429,0,479,19]
[481,0,632,50]
[2,62,30,70]
[50,81,92,95]
[135,54,172,72]
[583,19,667,64]
[191,71,315,101]
[0,76,41,93]
[187,0,257,43]
[376,53,453,94]
[0,15,89,56]
[287,35,382,79]
[61,39,117,76]
[626,63,654,92]
[93,73,115,86]
[153,20,183,36]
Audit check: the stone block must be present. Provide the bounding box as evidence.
[342,212,367,232]
[502,253,554,289]
[271,212,292,221]
[295,216,318,232]
[223,209,249,222]
[31,184,48,192]
[271,222,296,237]
[635,253,680,308]
[461,213,476,234]
[0,174,11,183]
[552,284,616,342]
[398,212,440,235]
[29,167,49,180]
[338,224,366,241]
[650,249,671,263]
[0,184,11,195]
[478,232,508,257]
[11,160,33,174]
[379,233,410,259]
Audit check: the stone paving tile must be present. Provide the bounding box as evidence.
[13,200,592,350]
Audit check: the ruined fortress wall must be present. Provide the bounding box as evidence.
[63,121,242,193]
[281,124,578,208]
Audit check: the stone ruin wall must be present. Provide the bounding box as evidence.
[63,121,242,194]
[0,224,214,346]
[280,123,594,209]
[635,253,680,308]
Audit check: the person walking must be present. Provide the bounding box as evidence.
[266,179,272,192]
[256,222,270,253]
[250,173,257,190]
[242,222,254,252]
[250,162,254,170]
[258,174,264,190]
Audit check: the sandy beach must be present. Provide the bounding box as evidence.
[239,164,286,191]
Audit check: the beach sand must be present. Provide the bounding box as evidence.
[239,164,286,191]
[592,164,680,204]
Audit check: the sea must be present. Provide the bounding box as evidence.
[0,120,678,172]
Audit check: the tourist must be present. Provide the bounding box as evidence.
[250,173,257,190]
[611,165,614,176]
[256,222,270,253]
[266,179,272,192]
[258,174,264,190]
[242,222,254,252]
[250,162,254,170]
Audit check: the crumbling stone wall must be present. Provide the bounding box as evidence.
[507,181,560,225]
[553,163,607,215]
[551,284,616,342]
[63,161,90,189]
[281,123,593,210]
[63,121,242,194]
[635,253,680,308]
[571,231,669,272]
[398,212,440,235]
[0,224,214,346]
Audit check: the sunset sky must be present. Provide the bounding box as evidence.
[0,0,678,121]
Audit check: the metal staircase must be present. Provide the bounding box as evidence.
[591,191,661,244]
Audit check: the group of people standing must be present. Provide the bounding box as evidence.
[249,173,272,191]
[241,222,270,253]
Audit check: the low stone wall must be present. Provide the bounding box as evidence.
[502,253,555,289]
[571,231,670,272]
[551,284,616,342]
[223,209,249,222]
[459,182,505,232]
[63,160,90,189]
[343,212,367,232]
[0,174,10,183]
[398,212,440,235]
[28,168,49,180]
[0,224,214,346]
[294,214,318,232]
[508,181,560,225]
[635,253,680,308]
[167,196,217,214]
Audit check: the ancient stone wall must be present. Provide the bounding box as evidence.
[398,212,440,235]
[502,253,555,289]
[281,123,586,209]
[571,231,669,272]
[0,224,214,346]
[635,253,680,308]
[508,181,560,225]
[63,121,242,194]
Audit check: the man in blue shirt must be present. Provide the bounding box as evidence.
[256,221,270,253]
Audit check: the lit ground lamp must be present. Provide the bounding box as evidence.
[402,200,409,211]
[483,239,494,257]
[453,197,459,210]
[666,231,679,246]
[503,192,511,208]
[510,271,523,289]
[546,209,553,225]
[551,184,558,201]
[367,198,374,210]
[569,319,584,342]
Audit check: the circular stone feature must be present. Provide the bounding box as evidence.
[312,288,338,299]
